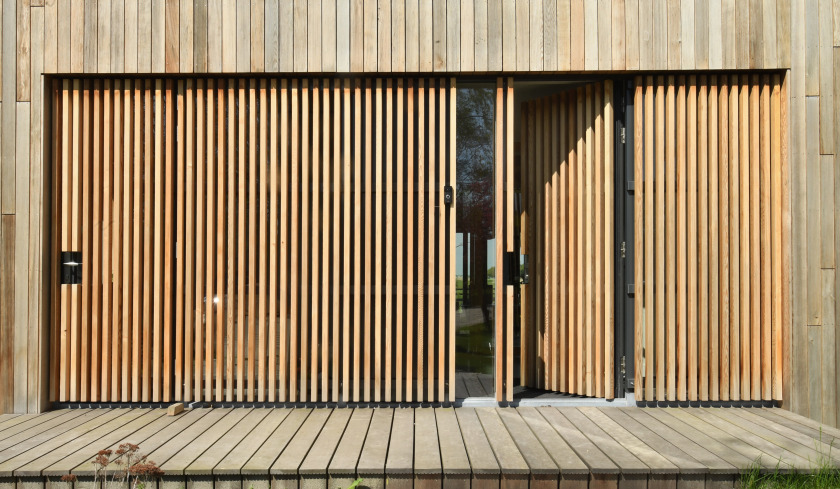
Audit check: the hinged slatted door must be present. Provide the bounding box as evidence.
[519,81,616,399]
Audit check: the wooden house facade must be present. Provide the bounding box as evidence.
[0,0,837,429]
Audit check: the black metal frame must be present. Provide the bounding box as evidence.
[613,79,636,398]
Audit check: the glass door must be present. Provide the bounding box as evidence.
[454,84,497,399]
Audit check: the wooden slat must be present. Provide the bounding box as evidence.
[406,79,415,403]
[310,79,320,402]
[677,78,687,401]
[396,79,404,402]
[258,78,269,402]
[363,78,372,403]
[341,79,350,403]
[270,80,278,402]
[655,77,666,401]
[204,79,214,403]
[193,78,205,403]
[352,78,361,402]
[289,79,299,402]
[374,78,382,402]
[494,78,503,401]
[279,79,290,402]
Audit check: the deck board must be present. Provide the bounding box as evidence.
[0,406,836,489]
[271,408,332,476]
[44,410,168,476]
[0,410,96,455]
[0,410,79,444]
[242,409,311,475]
[186,409,271,475]
[0,409,136,476]
[617,409,737,474]
[560,408,649,474]
[357,408,393,489]
[215,409,292,476]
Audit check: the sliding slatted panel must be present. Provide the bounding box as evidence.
[518,81,614,399]
[634,75,786,402]
[52,76,457,404]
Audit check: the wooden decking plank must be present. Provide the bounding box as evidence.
[495,408,558,475]
[299,409,354,474]
[44,410,169,476]
[413,408,442,475]
[384,408,413,475]
[243,409,312,475]
[723,409,840,464]
[9,410,148,477]
[697,408,830,467]
[618,408,738,474]
[596,408,708,473]
[578,408,680,474]
[0,409,135,476]
[186,409,273,475]
[0,411,77,442]
[767,408,840,440]
[559,408,649,474]
[473,408,529,475]
[535,407,618,474]
[0,410,86,447]
[0,415,23,433]
[270,408,333,475]
[112,408,210,463]
[356,408,393,474]
[214,409,293,475]
[434,408,471,475]
[516,407,588,475]
[660,409,796,471]
[160,409,252,474]
[70,409,194,475]
[454,409,500,475]
[145,409,236,471]
[357,407,393,489]
[643,409,756,471]
[750,409,840,447]
[330,409,374,475]
[0,410,115,467]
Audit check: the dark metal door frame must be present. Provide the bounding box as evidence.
[614,79,636,398]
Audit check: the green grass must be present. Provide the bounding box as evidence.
[740,464,840,489]
[739,457,840,489]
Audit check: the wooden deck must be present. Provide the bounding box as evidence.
[0,407,837,489]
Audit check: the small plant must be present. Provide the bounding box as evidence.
[60,443,164,489]
[345,478,363,489]
[739,453,840,489]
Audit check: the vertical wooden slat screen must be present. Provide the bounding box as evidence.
[51,76,457,404]
[634,75,786,402]
[518,81,615,399]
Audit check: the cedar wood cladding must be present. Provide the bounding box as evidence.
[0,0,837,428]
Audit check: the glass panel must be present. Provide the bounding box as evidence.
[455,85,496,398]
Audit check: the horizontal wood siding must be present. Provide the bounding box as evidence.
[519,81,615,399]
[633,75,787,403]
[49,76,457,404]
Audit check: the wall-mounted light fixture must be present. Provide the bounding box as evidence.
[60,251,82,285]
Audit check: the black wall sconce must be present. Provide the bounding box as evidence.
[60,251,82,285]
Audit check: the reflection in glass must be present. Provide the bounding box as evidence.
[455,86,496,398]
